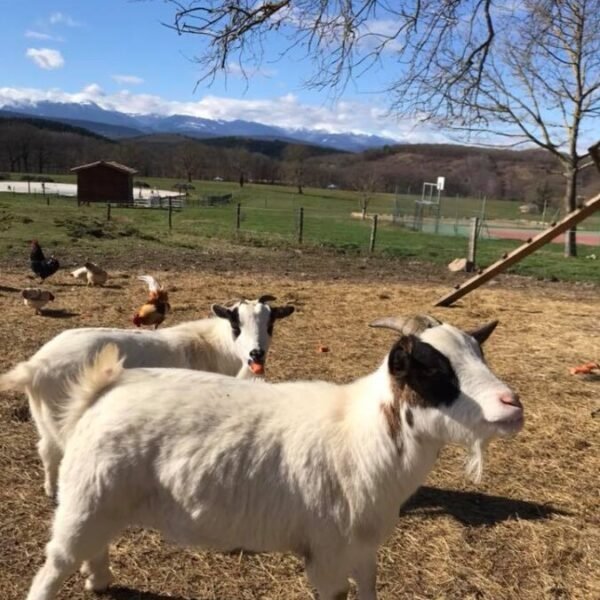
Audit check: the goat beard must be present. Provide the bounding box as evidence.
[464,438,488,483]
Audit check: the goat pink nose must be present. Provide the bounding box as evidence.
[499,392,522,409]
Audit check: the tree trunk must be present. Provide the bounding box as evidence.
[297,184,303,194]
[563,167,578,258]
[37,149,45,174]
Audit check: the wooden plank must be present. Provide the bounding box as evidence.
[434,192,600,307]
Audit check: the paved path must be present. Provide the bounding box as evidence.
[487,226,600,247]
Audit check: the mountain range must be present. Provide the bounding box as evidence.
[0,100,396,152]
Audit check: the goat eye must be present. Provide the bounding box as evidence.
[231,326,241,339]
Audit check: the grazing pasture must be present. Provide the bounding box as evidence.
[0,243,598,600]
[1,190,600,284]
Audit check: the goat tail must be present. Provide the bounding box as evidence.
[0,361,36,393]
[61,344,124,438]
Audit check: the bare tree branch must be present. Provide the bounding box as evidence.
[163,0,600,256]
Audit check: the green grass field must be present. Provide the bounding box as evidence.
[7,171,600,224]
[1,176,599,283]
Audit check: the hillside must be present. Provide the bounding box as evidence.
[0,115,597,204]
[125,133,343,160]
[322,143,599,204]
[194,136,347,160]
[0,111,114,142]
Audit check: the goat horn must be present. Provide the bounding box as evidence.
[258,294,277,304]
[369,314,442,336]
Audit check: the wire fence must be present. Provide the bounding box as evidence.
[4,188,600,253]
[171,202,600,251]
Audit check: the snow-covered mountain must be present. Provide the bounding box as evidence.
[0,100,397,152]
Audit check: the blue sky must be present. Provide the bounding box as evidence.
[0,0,447,141]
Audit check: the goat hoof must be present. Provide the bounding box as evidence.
[44,482,57,499]
[84,572,113,592]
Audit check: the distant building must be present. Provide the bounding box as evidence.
[71,160,137,204]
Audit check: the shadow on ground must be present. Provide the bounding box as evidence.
[0,285,20,293]
[41,309,79,318]
[402,485,569,526]
[53,283,123,290]
[105,587,195,600]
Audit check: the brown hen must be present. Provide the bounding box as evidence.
[132,275,170,329]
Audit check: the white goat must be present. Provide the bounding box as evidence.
[0,295,294,497]
[26,315,523,600]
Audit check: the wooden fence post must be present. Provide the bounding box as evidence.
[297,207,304,244]
[106,203,111,221]
[369,214,378,253]
[466,217,479,272]
[168,197,173,230]
[236,203,241,231]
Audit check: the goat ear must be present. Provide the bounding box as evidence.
[388,336,413,380]
[468,320,499,345]
[211,304,232,321]
[271,305,295,320]
[258,294,277,304]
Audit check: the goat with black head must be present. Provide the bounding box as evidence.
[25,314,523,600]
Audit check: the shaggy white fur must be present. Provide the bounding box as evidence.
[0,298,294,497]
[26,320,523,600]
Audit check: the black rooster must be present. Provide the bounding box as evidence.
[30,240,60,282]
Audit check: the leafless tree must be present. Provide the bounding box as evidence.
[352,169,380,219]
[177,141,205,182]
[399,0,600,257]
[165,0,600,256]
[165,1,496,101]
[283,144,311,193]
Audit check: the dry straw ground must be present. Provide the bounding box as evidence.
[0,245,598,600]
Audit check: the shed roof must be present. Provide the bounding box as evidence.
[70,160,138,175]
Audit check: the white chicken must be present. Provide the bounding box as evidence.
[71,267,87,281]
[21,288,55,315]
[71,262,108,286]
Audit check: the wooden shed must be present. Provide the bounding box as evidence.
[71,160,137,204]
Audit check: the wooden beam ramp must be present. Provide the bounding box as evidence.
[434,192,600,307]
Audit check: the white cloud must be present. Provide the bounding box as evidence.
[226,62,277,79]
[49,12,81,27]
[112,74,144,86]
[82,83,105,96]
[25,30,62,42]
[0,85,448,142]
[359,19,406,52]
[25,48,65,70]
